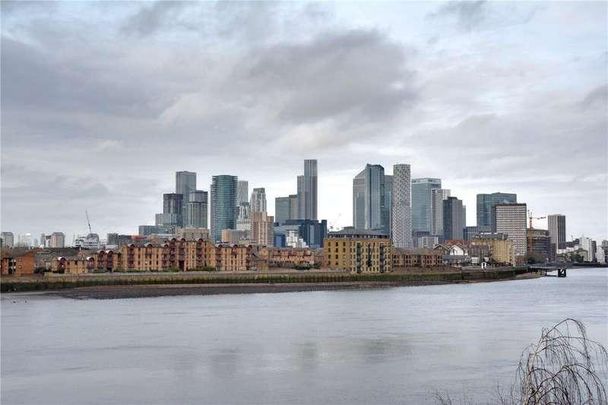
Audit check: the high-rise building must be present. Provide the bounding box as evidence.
[579,236,595,262]
[431,188,451,237]
[297,159,318,220]
[162,193,184,227]
[289,194,298,219]
[412,178,442,234]
[251,212,274,246]
[477,192,517,232]
[391,164,412,248]
[186,190,208,228]
[107,233,119,246]
[250,188,267,213]
[443,196,466,241]
[547,214,566,253]
[494,203,527,259]
[50,232,65,248]
[236,202,251,233]
[210,175,238,242]
[384,174,393,238]
[1,232,14,248]
[275,196,291,225]
[176,171,196,226]
[237,181,249,205]
[353,164,389,234]
[527,229,551,262]
[282,219,328,248]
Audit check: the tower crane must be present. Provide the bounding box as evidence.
[85,210,92,234]
[527,210,546,229]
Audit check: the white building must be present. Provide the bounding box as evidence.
[431,188,450,237]
[494,203,527,259]
[391,163,413,248]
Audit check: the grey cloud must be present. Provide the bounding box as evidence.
[121,1,193,37]
[581,84,608,109]
[234,30,416,124]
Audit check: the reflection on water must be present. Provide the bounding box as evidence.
[2,268,607,404]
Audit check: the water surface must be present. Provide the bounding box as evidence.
[2,268,607,404]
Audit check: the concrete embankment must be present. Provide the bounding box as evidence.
[1,267,536,298]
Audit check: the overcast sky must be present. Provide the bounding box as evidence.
[1,1,606,242]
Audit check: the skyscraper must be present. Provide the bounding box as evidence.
[186,190,208,228]
[275,196,291,225]
[412,178,442,234]
[431,188,451,237]
[250,188,267,213]
[547,214,566,253]
[162,193,184,227]
[250,212,274,246]
[477,192,517,232]
[353,164,389,234]
[443,196,466,241]
[50,232,65,248]
[494,203,527,259]
[237,181,249,205]
[1,232,14,248]
[176,171,196,225]
[384,174,393,238]
[391,164,412,248]
[210,175,238,242]
[297,159,318,220]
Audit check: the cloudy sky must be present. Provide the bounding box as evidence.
[1,0,606,243]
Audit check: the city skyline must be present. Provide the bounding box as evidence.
[1,1,606,241]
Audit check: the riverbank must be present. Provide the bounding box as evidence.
[0,267,537,298]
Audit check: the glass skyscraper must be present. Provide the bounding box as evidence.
[210,175,238,242]
[176,171,196,226]
[297,160,318,220]
[353,164,389,234]
[411,178,442,234]
[476,192,517,232]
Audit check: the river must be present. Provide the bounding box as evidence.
[2,268,607,404]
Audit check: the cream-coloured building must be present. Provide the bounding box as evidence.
[324,228,391,273]
[250,212,274,247]
[471,233,515,265]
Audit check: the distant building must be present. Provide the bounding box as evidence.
[464,226,479,241]
[391,164,412,248]
[283,219,327,249]
[297,159,318,220]
[353,164,389,234]
[250,212,274,246]
[107,233,119,246]
[412,178,442,234]
[162,193,184,227]
[384,174,393,238]
[324,228,391,273]
[476,192,517,232]
[210,175,238,242]
[250,188,267,213]
[431,188,450,238]
[579,236,595,262]
[237,180,249,205]
[236,202,251,234]
[1,232,14,248]
[471,233,514,265]
[547,214,566,255]
[186,190,208,228]
[175,227,210,241]
[50,232,65,248]
[443,197,466,241]
[221,229,249,245]
[74,233,100,250]
[417,235,439,249]
[493,203,527,260]
[176,171,196,226]
[527,228,551,263]
[275,196,292,225]
[392,248,443,268]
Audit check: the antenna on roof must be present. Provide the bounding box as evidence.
[86,210,92,234]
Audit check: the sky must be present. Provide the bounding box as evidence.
[1,0,607,243]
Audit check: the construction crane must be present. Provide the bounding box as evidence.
[528,210,546,229]
[85,210,92,234]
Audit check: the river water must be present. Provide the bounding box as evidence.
[2,268,607,404]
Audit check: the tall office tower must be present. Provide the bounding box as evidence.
[250,212,274,246]
[288,194,298,219]
[40,233,47,247]
[431,188,451,237]
[1,232,14,248]
[297,159,318,220]
[353,164,389,234]
[443,196,466,241]
[547,214,566,253]
[50,232,65,248]
[275,196,291,225]
[250,188,267,213]
[391,164,412,248]
[162,193,184,227]
[236,202,251,232]
[237,181,249,205]
[176,171,197,224]
[476,192,517,232]
[412,178,442,235]
[186,190,208,228]
[107,233,119,246]
[210,175,238,242]
[384,175,393,238]
[494,203,527,259]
